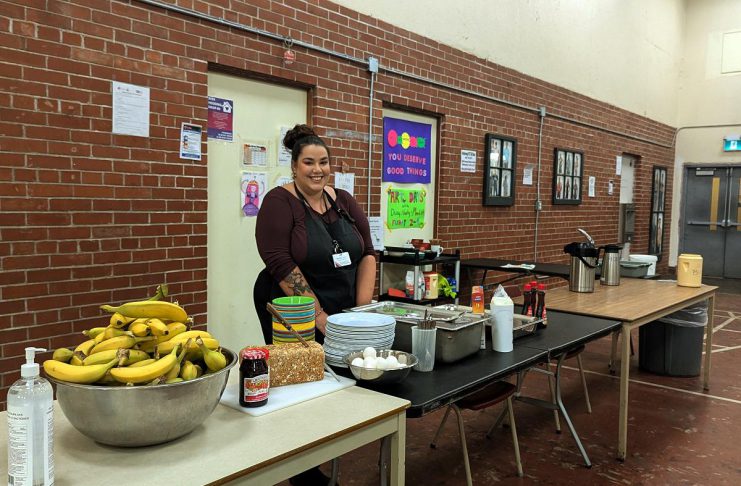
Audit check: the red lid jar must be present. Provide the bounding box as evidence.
[239,347,270,408]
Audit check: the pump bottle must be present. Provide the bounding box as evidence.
[7,347,54,486]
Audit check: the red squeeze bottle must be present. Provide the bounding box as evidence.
[536,283,547,328]
[522,283,532,316]
[529,281,538,317]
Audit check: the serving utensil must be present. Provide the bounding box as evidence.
[266,303,341,382]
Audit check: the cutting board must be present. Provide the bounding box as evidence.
[220,370,356,416]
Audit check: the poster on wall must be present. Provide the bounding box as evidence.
[382,117,431,184]
[207,96,233,141]
[242,143,268,166]
[112,81,150,137]
[386,187,426,229]
[179,123,202,161]
[240,172,267,217]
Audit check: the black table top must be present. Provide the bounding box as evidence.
[460,258,573,279]
[351,310,620,417]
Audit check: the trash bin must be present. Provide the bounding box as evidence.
[638,299,707,377]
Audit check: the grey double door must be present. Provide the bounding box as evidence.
[682,166,741,278]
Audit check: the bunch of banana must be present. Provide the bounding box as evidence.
[44,285,229,386]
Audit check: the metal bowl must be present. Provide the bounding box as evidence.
[343,349,418,385]
[47,348,237,447]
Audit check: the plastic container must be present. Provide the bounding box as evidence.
[629,254,658,276]
[490,297,514,352]
[638,300,708,376]
[620,260,650,278]
[677,254,703,287]
[7,347,54,486]
[471,285,485,314]
[423,271,439,299]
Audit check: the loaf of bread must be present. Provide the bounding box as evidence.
[265,341,325,387]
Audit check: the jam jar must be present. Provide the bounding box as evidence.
[239,347,270,408]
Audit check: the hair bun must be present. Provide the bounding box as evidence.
[283,124,317,152]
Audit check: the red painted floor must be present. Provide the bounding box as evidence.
[282,280,741,485]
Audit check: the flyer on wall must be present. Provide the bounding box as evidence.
[180,123,202,161]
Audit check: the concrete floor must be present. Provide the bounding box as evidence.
[291,278,741,485]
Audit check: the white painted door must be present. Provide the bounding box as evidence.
[207,72,307,350]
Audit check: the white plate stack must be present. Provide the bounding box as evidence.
[324,312,396,367]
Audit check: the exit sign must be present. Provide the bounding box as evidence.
[724,138,741,152]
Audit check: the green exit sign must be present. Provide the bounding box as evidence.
[724,138,741,151]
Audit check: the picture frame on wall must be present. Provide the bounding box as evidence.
[552,148,584,205]
[483,134,516,206]
[649,166,667,259]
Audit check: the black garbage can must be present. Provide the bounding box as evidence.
[638,300,708,377]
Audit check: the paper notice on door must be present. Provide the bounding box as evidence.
[368,216,384,251]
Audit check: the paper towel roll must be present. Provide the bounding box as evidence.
[490,301,514,352]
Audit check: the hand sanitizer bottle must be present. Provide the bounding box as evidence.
[7,347,54,486]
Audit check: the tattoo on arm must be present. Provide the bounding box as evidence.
[284,270,311,296]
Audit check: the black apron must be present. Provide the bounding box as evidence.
[254,189,363,344]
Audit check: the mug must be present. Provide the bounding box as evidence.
[430,244,444,256]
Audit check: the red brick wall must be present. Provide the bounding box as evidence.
[0,0,675,407]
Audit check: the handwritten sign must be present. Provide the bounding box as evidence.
[386,187,426,229]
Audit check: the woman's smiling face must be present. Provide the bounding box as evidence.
[294,144,330,196]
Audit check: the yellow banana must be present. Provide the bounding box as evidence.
[70,352,85,366]
[148,284,169,301]
[165,377,183,384]
[197,337,227,372]
[82,327,107,338]
[100,301,187,322]
[83,348,149,366]
[194,364,204,377]
[146,318,169,336]
[52,348,74,363]
[129,320,151,337]
[180,360,198,381]
[157,336,218,355]
[168,330,211,343]
[93,331,107,345]
[110,347,179,384]
[89,335,153,355]
[110,312,136,329]
[165,339,190,380]
[43,358,118,384]
[128,358,156,368]
[102,327,134,340]
[74,339,96,356]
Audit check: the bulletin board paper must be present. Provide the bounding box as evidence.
[241,172,267,217]
[386,187,426,230]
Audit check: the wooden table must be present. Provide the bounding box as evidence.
[0,387,410,485]
[542,279,717,461]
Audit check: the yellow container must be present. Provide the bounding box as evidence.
[677,254,703,287]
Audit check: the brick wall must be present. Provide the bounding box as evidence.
[0,0,675,407]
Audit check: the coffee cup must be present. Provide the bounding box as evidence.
[431,244,444,256]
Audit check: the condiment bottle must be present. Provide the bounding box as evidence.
[471,285,485,314]
[521,283,532,316]
[7,347,54,486]
[240,347,270,408]
[535,283,548,328]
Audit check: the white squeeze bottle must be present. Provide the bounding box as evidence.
[7,347,54,486]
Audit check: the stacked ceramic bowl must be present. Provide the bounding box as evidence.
[271,296,316,343]
[323,312,396,367]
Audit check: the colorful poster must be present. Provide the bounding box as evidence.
[243,143,268,166]
[179,123,202,161]
[207,96,233,141]
[386,187,426,229]
[241,172,267,217]
[382,117,431,183]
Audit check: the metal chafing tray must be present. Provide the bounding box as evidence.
[346,302,489,363]
[436,304,543,340]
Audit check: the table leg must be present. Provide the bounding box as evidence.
[703,294,715,391]
[553,353,591,467]
[618,323,631,461]
[389,412,406,486]
[609,330,619,374]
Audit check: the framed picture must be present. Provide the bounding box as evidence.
[649,166,667,259]
[483,134,516,206]
[552,148,584,205]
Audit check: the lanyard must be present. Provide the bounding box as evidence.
[294,185,349,254]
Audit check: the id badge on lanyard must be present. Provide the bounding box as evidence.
[331,239,352,268]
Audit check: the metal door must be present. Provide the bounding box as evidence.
[682,166,741,278]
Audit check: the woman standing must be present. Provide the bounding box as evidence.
[254,124,376,344]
